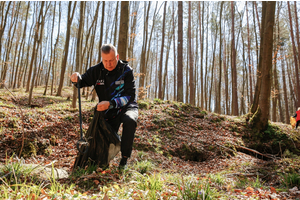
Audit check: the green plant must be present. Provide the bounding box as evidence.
[136,173,163,199]
[71,164,98,177]
[200,110,208,115]
[208,173,225,186]
[251,175,264,188]
[235,176,248,188]
[154,98,164,104]
[178,176,219,200]
[138,100,150,109]
[137,151,147,159]
[45,163,76,198]
[281,173,300,188]
[134,160,154,174]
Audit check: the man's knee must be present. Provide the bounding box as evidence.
[122,114,137,128]
[122,109,138,127]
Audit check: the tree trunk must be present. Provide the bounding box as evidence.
[113,1,119,46]
[173,2,177,101]
[292,1,300,107]
[29,2,49,105]
[56,1,77,97]
[158,1,167,99]
[231,2,239,116]
[250,1,267,115]
[0,2,12,75]
[177,1,183,102]
[128,2,139,66]
[246,2,253,105]
[188,1,195,105]
[204,4,209,110]
[223,37,229,115]
[138,2,151,100]
[92,2,105,101]
[51,2,61,96]
[1,2,17,88]
[216,2,224,113]
[200,2,204,109]
[44,2,56,95]
[118,1,129,60]
[72,1,85,109]
[163,28,172,100]
[145,2,158,98]
[250,1,276,131]
[281,51,289,123]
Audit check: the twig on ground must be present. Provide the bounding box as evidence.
[236,145,276,160]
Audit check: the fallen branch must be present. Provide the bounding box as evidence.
[215,142,276,160]
[226,173,263,177]
[236,145,276,160]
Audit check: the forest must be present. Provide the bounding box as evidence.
[1,1,299,125]
[1,1,300,199]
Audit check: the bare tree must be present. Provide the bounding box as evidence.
[293,1,300,107]
[231,2,239,115]
[56,1,77,97]
[29,2,50,105]
[118,1,129,60]
[72,1,85,108]
[250,1,276,131]
[246,2,253,105]
[0,2,12,77]
[216,1,224,113]
[188,1,195,105]
[158,1,167,99]
[177,1,183,102]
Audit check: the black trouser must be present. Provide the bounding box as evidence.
[296,121,300,129]
[107,108,138,158]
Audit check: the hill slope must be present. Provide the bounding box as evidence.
[0,87,300,199]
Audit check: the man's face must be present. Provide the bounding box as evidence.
[102,50,119,71]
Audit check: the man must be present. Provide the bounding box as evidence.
[70,44,138,169]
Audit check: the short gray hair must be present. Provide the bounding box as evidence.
[101,44,118,56]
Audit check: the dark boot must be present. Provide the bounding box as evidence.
[119,156,128,170]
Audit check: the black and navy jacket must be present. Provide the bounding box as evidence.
[78,60,138,120]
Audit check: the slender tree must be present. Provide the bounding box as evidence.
[246,2,253,105]
[118,1,129,60]
[29,2,50,105]
[216,1,224,113]
[231,2,239,115]
[292,1,300,107]
[0,2,12,75]
[72,1,85,108]
[188,1,195,105]
[158,1,167,99]
[250,1,276,131]
[177,1,183,102]
[56,1,77,96]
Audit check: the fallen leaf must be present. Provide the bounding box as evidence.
[94,180,100,185]
[270,186,276,194]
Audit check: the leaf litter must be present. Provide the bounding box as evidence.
[0,89,300,199]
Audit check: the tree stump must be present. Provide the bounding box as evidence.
[73,109,120,170]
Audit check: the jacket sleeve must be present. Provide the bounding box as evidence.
[75,63,101,88]
[294,113,297,118]
[111,67,136,109]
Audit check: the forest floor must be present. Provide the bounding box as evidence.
[1,86,300,199]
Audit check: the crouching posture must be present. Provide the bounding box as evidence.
[70,44,138,169]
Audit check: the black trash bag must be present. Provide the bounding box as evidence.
[73,108,121,170]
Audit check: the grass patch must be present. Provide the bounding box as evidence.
[281,173,300,188]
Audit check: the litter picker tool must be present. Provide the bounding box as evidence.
[76,74,89,154]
